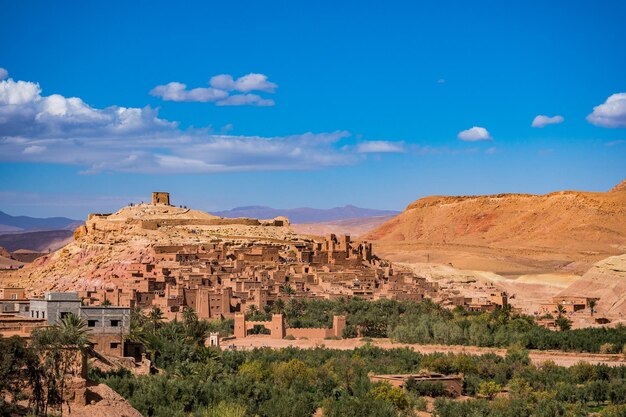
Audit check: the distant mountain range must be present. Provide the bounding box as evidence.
[0,210,82,233]
[0,230,75,252]
[211,205,400,224]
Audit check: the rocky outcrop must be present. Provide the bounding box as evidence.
[610,179,626,193]
[558,254,626,317]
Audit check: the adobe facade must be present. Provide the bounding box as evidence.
[152,191,170,205]
[73,232,439,325]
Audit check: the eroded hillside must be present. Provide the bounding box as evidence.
[363,184,626,273]
[0,203,303,294]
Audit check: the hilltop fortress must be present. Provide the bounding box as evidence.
[0,193,511,334]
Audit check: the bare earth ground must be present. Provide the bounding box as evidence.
[231,336,626,368]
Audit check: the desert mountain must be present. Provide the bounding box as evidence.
[213,205,399,223]
[0,210,82,232]
[0,229,74,252]
[0,202,304,293]
[363,182,626,273]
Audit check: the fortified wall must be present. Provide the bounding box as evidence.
[234,313,346,339]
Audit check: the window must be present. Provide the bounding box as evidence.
[110,319,120,327]
[88,320,98,327]
[110,342,119,349]
[11,294,17,299]
[35,311,39,318]
[60,312,70,319]
[42,312,45,319]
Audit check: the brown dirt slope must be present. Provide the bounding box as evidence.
[364,184,626,256]
[558,254,626,317]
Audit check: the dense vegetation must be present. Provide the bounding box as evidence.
[85,307,626,417]
[3,298,626,416]
[0,313,91,416]
[247,297,626,354]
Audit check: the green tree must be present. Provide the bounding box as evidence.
[147,307,164,333]
[555,316,572,331]
[369,383,409,411]
[589,299,597,316]
[32,313,89,416]
[478,380,502,400]
[202,401,246,417]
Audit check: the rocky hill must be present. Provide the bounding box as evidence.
[0,203,304,294]
[558,254,626,317]
[364,183,626,256]
[610,179,626,193]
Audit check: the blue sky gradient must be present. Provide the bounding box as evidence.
[0,0,625,218]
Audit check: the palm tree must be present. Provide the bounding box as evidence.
[281,284,295,297]
[273,298,285,314]
[147,307,164,333]
[588,299,597,317]
[58,313,89,347]
[556,304,565,319]
[246,304,259,320]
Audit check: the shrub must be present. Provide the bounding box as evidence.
[478,380,502,400]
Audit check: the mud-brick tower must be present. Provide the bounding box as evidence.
[152,192,170,205]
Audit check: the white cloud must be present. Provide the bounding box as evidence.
[458,126,492,141]
[0,78,41,105]
[0,75,406,173]
[587,93,626,128]
[357,141,405,153]
[531,114,564,128]
[23,145,46,154]
[0,68,8,80]
[152,73,277,106]
[210,73,277,93]
[216,94,274,107]
[149,82,228,102]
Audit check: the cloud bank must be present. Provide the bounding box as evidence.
[0,73,401,174]
[458,126,491,141]
[531,115,564,128]
[150,73,277,106]
[587,93,626,128]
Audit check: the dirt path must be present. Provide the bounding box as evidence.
[229,336,626,367]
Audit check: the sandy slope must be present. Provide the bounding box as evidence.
[558,254,626,317]
[363,184,626,275]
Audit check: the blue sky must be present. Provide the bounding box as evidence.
[1,0,625,218]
